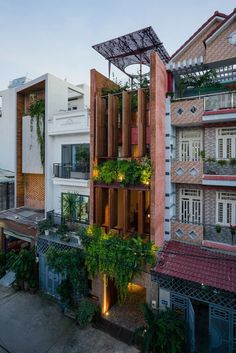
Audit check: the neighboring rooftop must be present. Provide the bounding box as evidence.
[0,169,14,183]
[154,241,236,293]
[0,207,44,229]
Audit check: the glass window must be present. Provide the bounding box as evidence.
[62,193,89,224]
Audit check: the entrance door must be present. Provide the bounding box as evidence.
[209,305,231,353]
[171,293,195,353]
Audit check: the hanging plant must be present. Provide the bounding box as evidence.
[80,225,156,304]
[46,247,88,304]
[29,99,45,166]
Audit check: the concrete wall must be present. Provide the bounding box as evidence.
[0,88,16,172]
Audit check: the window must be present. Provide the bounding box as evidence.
[180,188,202,224]
[62,144,90,171]
[62,193,89,224]
[216,192,236,226]
[216,128,236,159]
[179,129,202,162]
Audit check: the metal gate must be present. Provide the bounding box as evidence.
[39,254,62,299]
[209,305,233,353]
[171,293,195,353]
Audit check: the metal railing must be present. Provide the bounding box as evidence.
[204,159,236,175]
[47,210,89,228]
[53,163,90,180]
[204,92,236,111]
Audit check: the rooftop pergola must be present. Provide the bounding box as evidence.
[92,26,170,78]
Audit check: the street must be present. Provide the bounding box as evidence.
[0,285,139,353]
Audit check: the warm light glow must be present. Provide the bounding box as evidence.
[117,173,125,182]
[105,311,109,316]
[102,274,108,314]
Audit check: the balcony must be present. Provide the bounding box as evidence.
[52,163,90,187]
[48,109,89,135]
[171,160,203,184]
[203,92,236,123]
[203,160,236,186]
[204,224,236,247]
[171,218,236,247]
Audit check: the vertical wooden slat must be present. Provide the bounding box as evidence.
[122,91,131,157]
[108,95,118,157]
[95,95,106,157]
[108,188,117,229]
[95,188,103,225]
[123,189,129,233]
[138,191,144,234]
[137,89,146,157]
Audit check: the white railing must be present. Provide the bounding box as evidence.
[204,92,236,111]
[48,109,90,135]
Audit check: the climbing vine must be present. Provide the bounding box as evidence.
[29,99,45,166]
[46,247,88,304]
[79,226,156,304]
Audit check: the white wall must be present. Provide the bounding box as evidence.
[0,88,16,172]
[45,74,90,213]
[22,116,43,174]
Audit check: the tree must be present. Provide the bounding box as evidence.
[134,304,186,353]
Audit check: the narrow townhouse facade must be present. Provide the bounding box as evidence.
[152,10,236,353]
[89,28,169,315]
[0,74,90,279]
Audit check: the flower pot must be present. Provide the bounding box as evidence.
[24,280,29,291]
[45,229,49,236]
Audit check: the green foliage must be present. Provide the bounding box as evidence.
[38,218,53,233]
[134,304,186,353]
[217,159,227,167]
[0,251,6,278]
[95,157,152,187]
[80,226,156,304]
[97,160,118,184]
[7,249,36,282]
[62,193,78,221]
[76,299,99,328]
[215,224,222,233]
[179,70,221,97]
[76,144,90,169]
[200,150,205,160]
[56,223,69,235]
[29,99,45,166]
[230,158,236,167]
[45,247,88,304]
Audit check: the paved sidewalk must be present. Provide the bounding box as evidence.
[0,285,139,353]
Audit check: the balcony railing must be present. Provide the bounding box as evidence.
[204,160,236,175]
[53,163,90,180]
[204,92,236,112]
[204,224,236,246]
[47,210,89,227]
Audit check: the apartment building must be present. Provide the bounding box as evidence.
[152,10,236,353]
[0,74,90,268]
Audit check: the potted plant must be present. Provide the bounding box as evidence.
[215,224,222,233]
[76,299,100,328]
[38,218,53,236]
[230,224,236,236]
[200,150,206,160]
[29,278,37,294]
[56,223,70,242]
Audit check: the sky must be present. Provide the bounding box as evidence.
[0,0,235,90]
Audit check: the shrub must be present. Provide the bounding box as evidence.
[76,299,99,328]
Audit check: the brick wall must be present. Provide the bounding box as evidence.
[171,98,203,126]
[172,20,221,63]
[171,220,203,243]
[171,161,203,184]
[24,174,45,209]
[204,127,216,158]
[206,20,236,63]
[204,189,217,224]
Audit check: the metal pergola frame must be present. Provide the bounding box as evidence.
[92,26,170,79]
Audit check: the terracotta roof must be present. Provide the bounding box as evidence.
[170,11,227,60]
[154,241,236,293]
[204,8,236,44]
